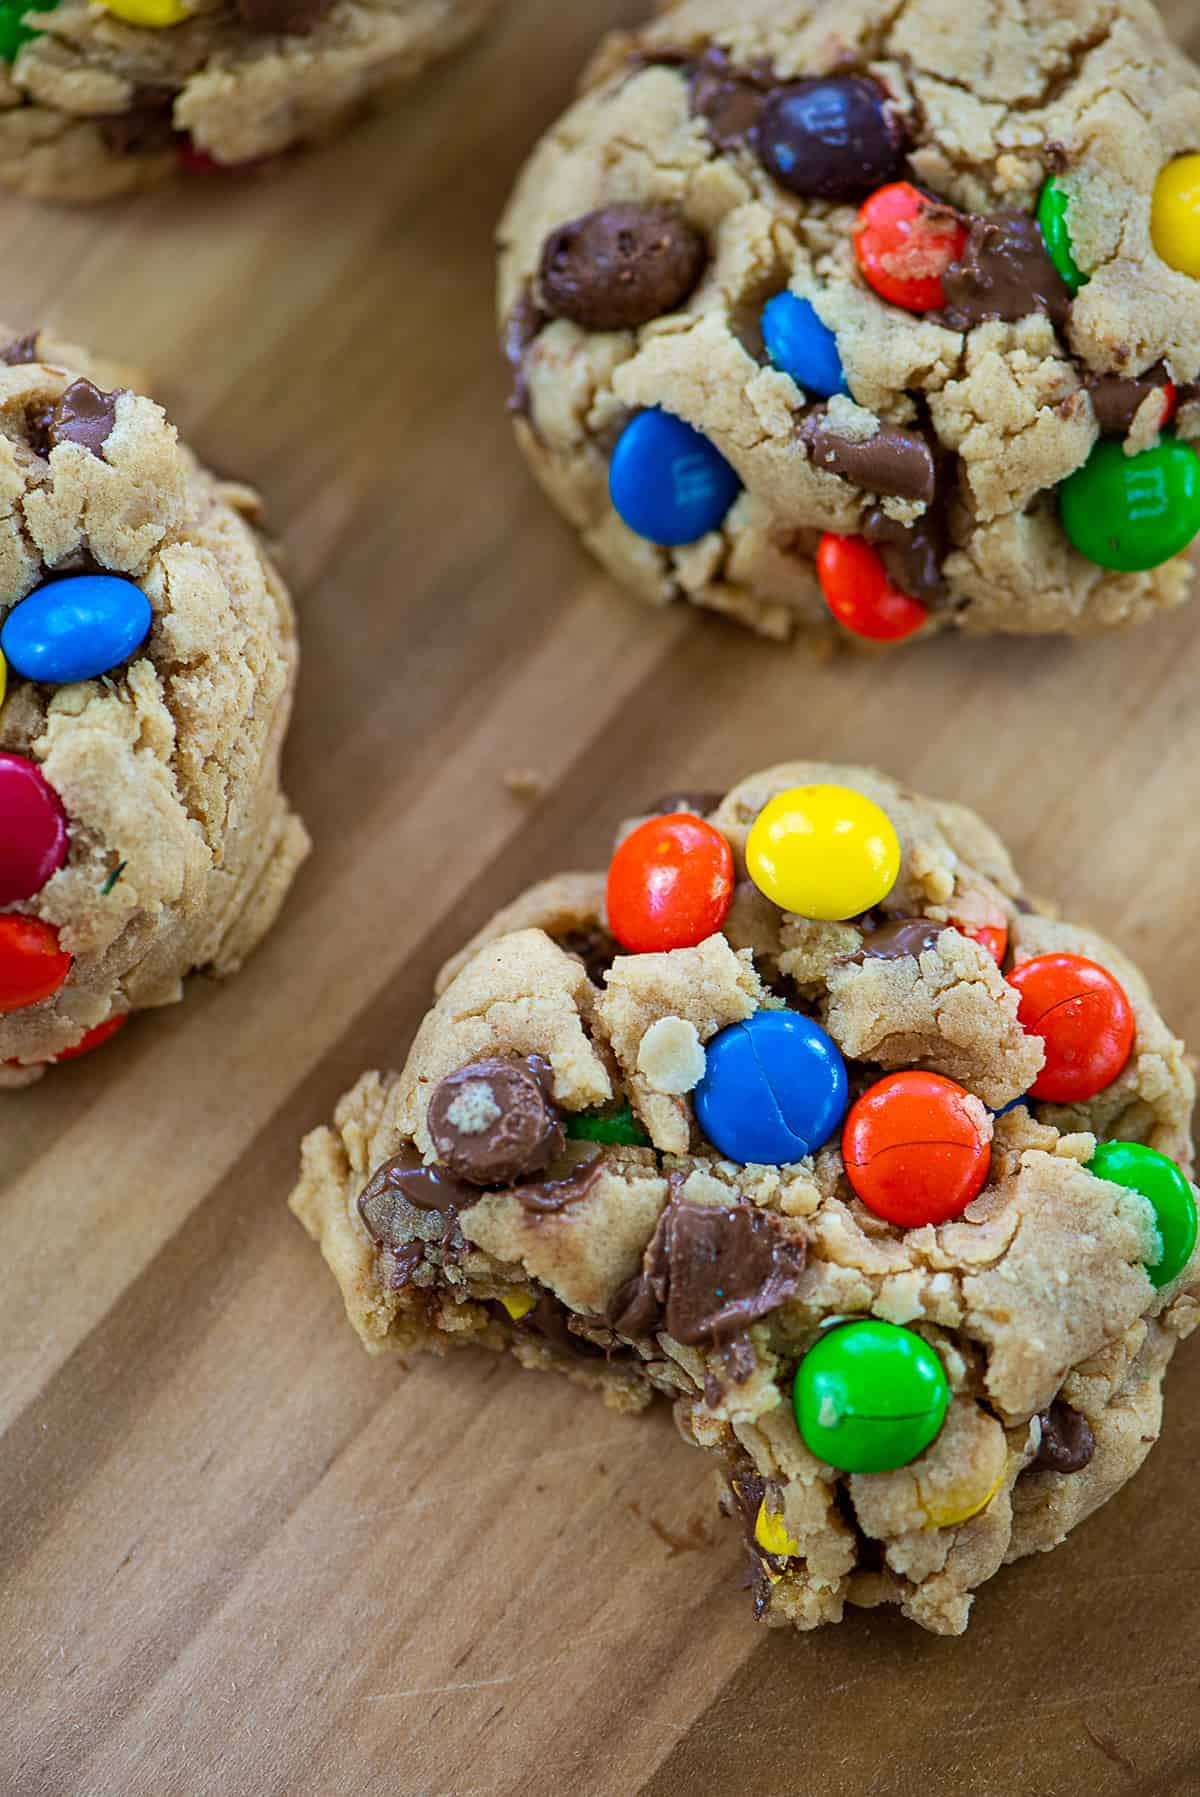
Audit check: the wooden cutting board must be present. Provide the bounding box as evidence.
[3,4,1199,1793]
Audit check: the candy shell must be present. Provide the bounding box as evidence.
[793,1319,950,1474]
[0,752,68,905]
[609,409,740,547]
[1008,952,1134,1103]
[1059,438,1200,572]
[1036,176,1088,293]
[0,915,72,1012]
[693,1009,848,1165]
[95,0,188,24]
[760,292,847,398]
[1151,154,1200,280]
[854,182,967,312]
[565,1100,651,1147]
[606,812,734,953]
[816,533,928,642]
[843,1071,992,1228]
[746,783,900,920]
[1088,1140,1198,1290]
[2,575,152,686]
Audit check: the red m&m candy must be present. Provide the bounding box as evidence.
[843,1070,992,1227]
[54,1013,127,1062]
[816,533,928,642]
[854,182,968,312]
[607,812,734,954]
[0,915,72,1012]
[0,752,68,905]
[963,923,1008,967]
[1007,953,1134,1102]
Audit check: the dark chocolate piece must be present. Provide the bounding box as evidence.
[850,916,944,961]
[1085,362,1172,436]
[861,504,948,603]
[800,409,936,504]
[1033,1400,1096,1474]
[49,380,118,458]
[941,210,1073,331]
[428,1055,565,1188]
[538,204,707,332]
[689,48,772,151]
[756,77,907,200]
[0,332,39,366]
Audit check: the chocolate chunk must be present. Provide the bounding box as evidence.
[1033,1400,1095,1474]
[610,1188,806,1345]
[941,210,1074,331]
[383,1243,425,1290]
[503,287,547,418]
[514,1145,604,1213]
[538,204,707,332]
[357,1146,478,1243]
[0,332,39,366]
[519,1295,606,1359]
[49,380,117,458]
[642,789,725,818]
[850,916,943,961]
[97,91,177,158]
[690,48,772,151]
[428,1055,566,1188]
[756,77,907,200]
[237,0,332,32]
[1085,363,1171,436]
[25,404,55,460]
[800,409,936,504]
[555,924,618,987]
[861,505,948,603]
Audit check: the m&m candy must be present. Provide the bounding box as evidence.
[566,1098,651,1147]
[760,292,847,399]
[2,575,153,686]
[842,1071,992,1227]
[746,783,900,921]
[0,915,72,1012]
[854,182,968,313]
[1088,1140,1198,1290]
[1007,952,1134,1102]
[816,533,928,642]
[966,923,1008,967]
[1151,154,1200,280]
[1059,438,1200,572]
[0,753,68,905]
[1036,176,1088,293]
[793,1319,950,1473]
[693,1009,848,1165]
[606,813,734,954]
[609,409,740,547]
[0,0,59,60]
[95,0,189,24]
[51,1013,128,1064]
[756,77,907,201]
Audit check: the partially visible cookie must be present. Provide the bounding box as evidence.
[0,325,307,1081]
[499,0,1200,642]
[0,0,497,202]
[291,763,1198,1636]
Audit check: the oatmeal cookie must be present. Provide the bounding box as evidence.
[291,763,1197,1635]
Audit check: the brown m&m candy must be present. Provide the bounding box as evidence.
[756,76,906,200]
[427,1054,566,1187]
[538,203,707,331]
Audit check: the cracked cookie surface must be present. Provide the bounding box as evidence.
[499,0,1200,642]
[0,325,307,1080]
[0,0,496,202]
[290,762,1198,1635]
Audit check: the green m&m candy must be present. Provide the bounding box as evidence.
[565,1098,650,1147]
[0,0,58,61]
[1088,1140,1198,1289]
[1037,176,1088,294]
[1060,438,1200,572]
[793,1319,950,1474]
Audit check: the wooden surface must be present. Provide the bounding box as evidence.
[3,4,1200,1793]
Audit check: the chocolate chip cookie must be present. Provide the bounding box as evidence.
[499,0,1200,642]
[0,0,496,202]
[290,763,1198,1635]
[0,326,307,1081]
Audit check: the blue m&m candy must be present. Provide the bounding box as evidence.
[2,575,152,685]
[694,1009,848,1165]
[609,408,740,546]
[761,292,847,399]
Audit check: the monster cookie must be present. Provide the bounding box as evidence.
[0,0,496,202]
[498,0,1200,643]
[0,326,307,1081]
[291,763,1199,1636]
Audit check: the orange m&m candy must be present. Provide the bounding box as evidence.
[0,915,72,1012]
[816,533,928,642]
[854,182,968,312]
[843,1070,993,1227]
[606,813,735,954]
[963,923,1008,967]
[1007,952,1134,1102]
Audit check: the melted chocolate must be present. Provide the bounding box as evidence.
[1086,362,1171,436]
[850,916,943,961]
[688,47,773,151]
[514,1147,604,1213]
[800,409,936,505]
[1033,1400,1095,1474]
[49,379,117,458]
[941,210,1073,331]
[861,505,948,604]
[357,1146,478,1245]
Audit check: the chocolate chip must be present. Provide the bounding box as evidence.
[237,0,332,30]
[689,48,772,151]
[941,210,1073,331]
[849,916,943,961]
[1033,1400,1095,1474]
[800,409,937,505]
[513,1145,604,1213]
[538,204,707,332]
[48,380,118,458]
[427,1055,566,1188]
[756,77,907,200]
[0,332,39,366]
[642,789,725,818]
[25,404,55,460]
[861,505,948,604]
[1085,362,1172,436]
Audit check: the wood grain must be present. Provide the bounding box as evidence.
[2,4,1199,1794]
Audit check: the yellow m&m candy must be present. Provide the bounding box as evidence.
[95,0,189,26]
[754,1499,800,1561]
[1152,154,1200,279]
[746,784,900,921]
